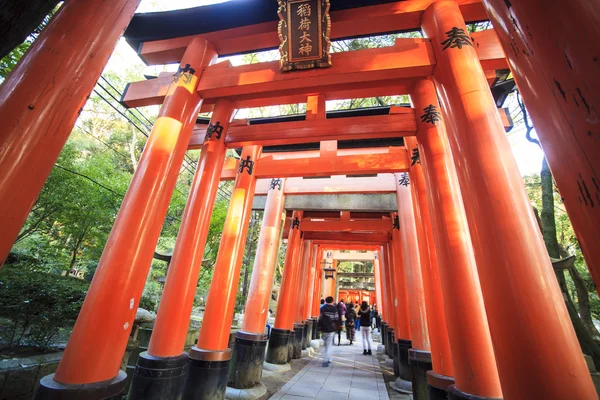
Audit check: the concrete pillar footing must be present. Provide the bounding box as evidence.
[391,378,413,394]
[263,362,291,372]
[225,382,267,400]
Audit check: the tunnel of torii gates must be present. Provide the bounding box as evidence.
[0,0,598,399]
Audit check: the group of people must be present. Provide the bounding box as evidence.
[318,297,379,367]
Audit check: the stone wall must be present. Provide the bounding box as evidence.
[0,352,62,399]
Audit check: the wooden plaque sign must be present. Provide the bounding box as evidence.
[278,0,331,72]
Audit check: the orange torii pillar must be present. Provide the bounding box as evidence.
[266,211,303,366]
[312,246,325,318]
[303,244,319,344]
[394,180,432,399]
[228,178,286,392]
[183,145,262,400]
[373,252,384,326]
[404,136,455,397]
[389,222,412,386]
[382,242,397,358]
[423,2,596,398]
[411,79,502,400]
[289,237,306,359]
[129,99,234,399]
[481,0,600,296]
[0,0,140,266]
[37,39,216,398]
[294,239,313,353]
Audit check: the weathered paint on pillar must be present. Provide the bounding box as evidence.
[53,39,216,385]
[0,0,141,265]
[481,0,600,293]
[402,136,454,377]
[373,252,384,320]
[423,2,595,398]
[197,145,262,351]
[295,239,312,322]
[394,178,430,352]
[148,99,234,358]
[241,178,286,335]
[411,78,501,397]
[389,223,411,340]
[274,211,304,330]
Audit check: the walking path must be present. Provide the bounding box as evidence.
[270,340,392,400]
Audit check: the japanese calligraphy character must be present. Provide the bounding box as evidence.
[173,63,195,85]
[292,217,301,230]
[441,27,473,50]
[411,148,421,166]
[297,3,311,17]
[300,31,312,44]
[392,216,400,230]
[420,104,441,125]
[238,156,254,175]
[299,42,313,55]
[269,178,282,191]
[204,121,224,141]
[398,173,410,187]
[298,17,312,31]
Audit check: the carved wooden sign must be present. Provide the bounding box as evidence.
[278,0,331,72]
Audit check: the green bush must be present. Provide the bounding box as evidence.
[0,264,89,350]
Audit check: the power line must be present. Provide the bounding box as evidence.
[90,75,232,202]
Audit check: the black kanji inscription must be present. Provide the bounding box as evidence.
[205,121,224,141]
[420,104,441,125]
[238,156,255,175]
[173,63,196,84]
[441,27,473,50]
[398,173,410,187]
[411,148,421,166]
[270,178,283,191]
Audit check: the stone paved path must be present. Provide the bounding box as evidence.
[270,340,390,400]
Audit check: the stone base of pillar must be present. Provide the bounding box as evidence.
[225,382,267,400]
[302,321,309,350]
[182,347,232,400]
[391,377,414,394]
[310,339,321,349]
[381,323,388,354]
[304,320,313,348]
[35,371,127,400]
[397,339,413,383]
[427,371,455,400]
[392,340,400,377]
[128,352,189,400]
[292,323,304,359]
[386,327,394,359]
[311,318,319,340]
[263,361,291,372]
[448,385,503,400]
[409,349,432,400]
[265,328,291,365]
[228,331,268,390]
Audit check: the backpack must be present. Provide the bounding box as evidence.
[319,304,341,332]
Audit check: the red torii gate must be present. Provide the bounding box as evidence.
[0,0,596,399]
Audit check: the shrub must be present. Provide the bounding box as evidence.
[0,264,89,350]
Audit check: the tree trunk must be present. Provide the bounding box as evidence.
[569,265,600,338]
[539,157,600,367]
[0,0,60,59]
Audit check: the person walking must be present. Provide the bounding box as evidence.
[319,296,341,367]
[336,300,347,346]
[345,303,357,345]
[358,301,374,355]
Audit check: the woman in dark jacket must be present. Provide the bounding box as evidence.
[345,303,357,345]
[357,301,374,355]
